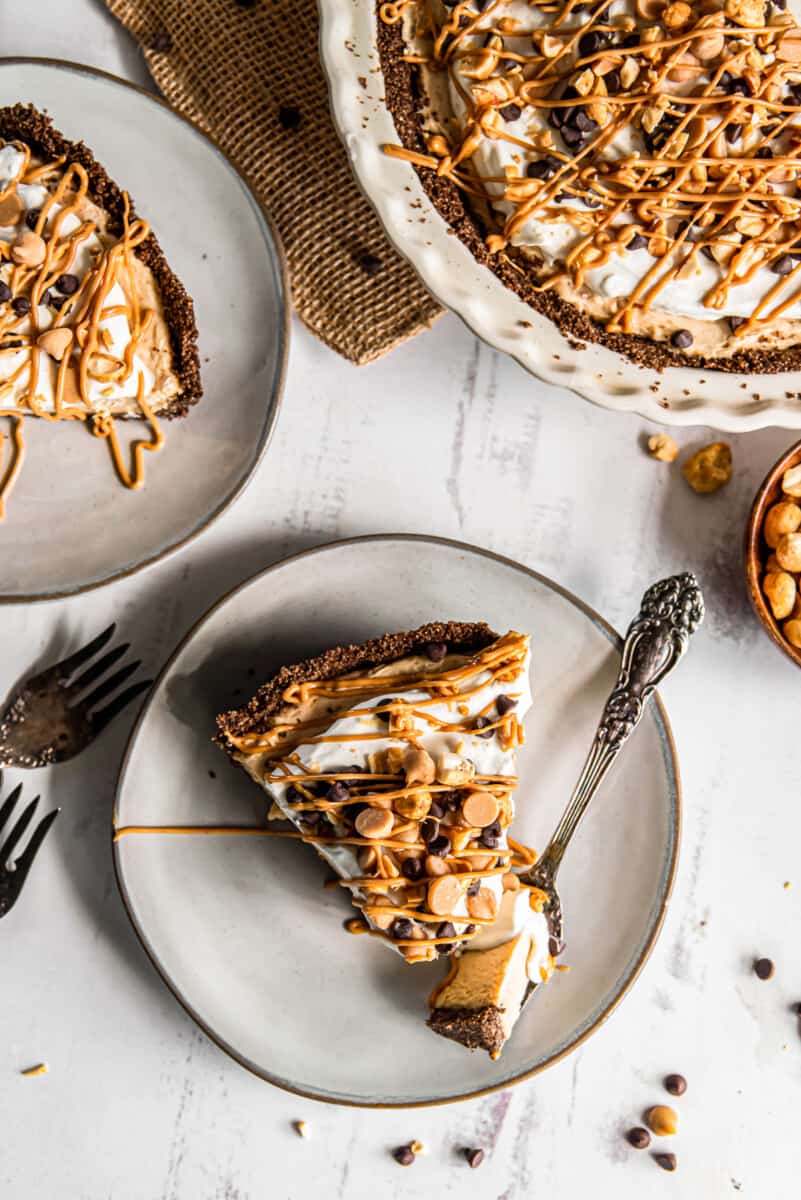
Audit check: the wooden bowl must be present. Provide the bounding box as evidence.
[745,439,801,671]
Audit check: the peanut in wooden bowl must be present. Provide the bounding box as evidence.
[745,439,801,672]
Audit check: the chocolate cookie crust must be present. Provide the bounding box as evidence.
[216,619,497,747]
[376,14,801,376]
[428,1004,506,1055]
[0,103,201,416]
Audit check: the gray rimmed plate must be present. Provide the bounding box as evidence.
[0,59,288,602]
[114,535,680,1107]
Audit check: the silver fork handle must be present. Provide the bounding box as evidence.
[534,573,704,881]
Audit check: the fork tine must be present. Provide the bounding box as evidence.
[13,807,59,880]
[70,643,129,695]
[0,795,39,864]
[90,678,152,735]
[53,623,116,681]
[0,782,23,836]
[82,660,142,712]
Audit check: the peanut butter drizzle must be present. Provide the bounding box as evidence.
[231,633,531,963]
[0,408,25,517]
[382,0,801,341]
[0,145,167,520]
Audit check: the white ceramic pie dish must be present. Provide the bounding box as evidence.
[114,535,680,1107]
[318,2,801,432]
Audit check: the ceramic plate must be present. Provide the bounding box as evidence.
[114,535,680,1107]
[0,59,288,601]
[319,3,801,431]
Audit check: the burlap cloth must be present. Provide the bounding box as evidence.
[103,0,442,364]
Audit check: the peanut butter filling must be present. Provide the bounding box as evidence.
[382,0,801,355]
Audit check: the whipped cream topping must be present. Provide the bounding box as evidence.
[382,0,801,347]
[0,145,154,412]
[262,646,533,955]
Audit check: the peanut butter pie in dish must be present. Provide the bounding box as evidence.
[377,0,801,371]
[217,621,555,1056]
[0,103,200,518]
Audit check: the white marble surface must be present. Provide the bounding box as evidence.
[2,4,800,1197]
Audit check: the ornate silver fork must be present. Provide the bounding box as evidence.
[0,774,59,917]
[0,624,151,768]
[520,572,705,1006]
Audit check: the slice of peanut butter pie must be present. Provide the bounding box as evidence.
[216,621,556,1056]
[0,104,201,518]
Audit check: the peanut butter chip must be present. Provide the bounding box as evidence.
[427,874,465,915]
[354,807,395,840]
[0,191,23,226]
[462,791,500,828]
[38,328,73,362]
[467,887,498,921]
[403,745,436,785]
[425,854,451,877]
[11,228,46,268]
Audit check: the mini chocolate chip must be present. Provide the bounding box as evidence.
[548,108,566,130]
[573,109,597,133]
[627,234,648,251]
[725,123,742,144]
[426,640,448,662]
[428,800,445,820]
[670,329,693,350]
[627,1127,651,1149]
[357,252,382,277]
[0,281,11,302]
[495,694,516,716]
[480,831,501,849]
[605,69,621,95]
[467,878,481,897]
[427,834,451,857]
[40,290,52,307]
[728,316,746,332]
[754,957,775,980]
[756,145,774,159]
[49,292,63,308]
[438,943,455,955]
[437,921,457,939]
[578,30,602,55]
[464,923,476,934]
[498,104,521,122]
[527,159,552,180]
[392,1145,415,1166]
[56,273,79,295]
[278,105,302,131]
[25,209,41,231]
[326,781,350,803]
[772,255,794,276]
[401,857,425,881]
[0,339,21,349]
[464,1147,485,1168]
[622,32,641,46]
[654,1153,677,1172]
[726,76,749,97]
[374,698,394,722]
[11,296,30,316]
[420,817,439,843]
[664,1073,687,1096]
[149,30,173,52]
[474,716,494,739]
[390,917,415,941]
[561,125,583,148]
[441,790,461,812]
